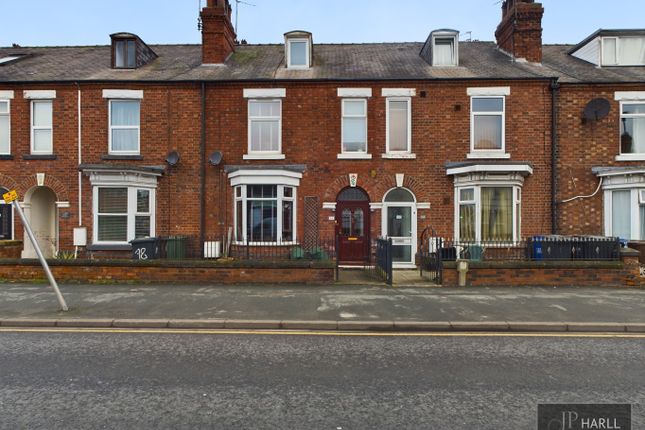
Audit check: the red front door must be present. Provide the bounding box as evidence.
[336,201,370,264]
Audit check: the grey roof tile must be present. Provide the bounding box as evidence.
[1,40,643,83]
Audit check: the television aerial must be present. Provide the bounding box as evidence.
[234,0,256,36]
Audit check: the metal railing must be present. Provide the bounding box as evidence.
[374,238,393,285]
[228,235,338,262]
[435,236,621,262]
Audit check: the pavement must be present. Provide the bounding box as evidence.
[0,283,644,332]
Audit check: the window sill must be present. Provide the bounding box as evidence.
[616,154,645,161]
[337,153,372,160]
[0,155,14,160]
[243,154,286,160]
[23,154,57,160]
[466,152,511,160]
[381,153,416,159]
[87,244,132,251]
[102,154,143,161]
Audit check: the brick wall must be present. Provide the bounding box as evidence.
[204,80,554,243]
[0,260,334,285]
[442,251,641,287]
[556,84,645,236]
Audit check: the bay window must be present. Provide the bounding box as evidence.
[457,186,521,242]
[94,186,155,244]
[234,184,296,244]
[604,188,645,240]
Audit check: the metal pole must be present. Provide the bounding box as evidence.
[12,200,68,311]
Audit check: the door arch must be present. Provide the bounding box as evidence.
[22,186,57,258]
[336,187,370,264]
[382,187,417,267]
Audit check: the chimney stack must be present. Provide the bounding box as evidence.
[495,0,544,63]
[201,0,236,64]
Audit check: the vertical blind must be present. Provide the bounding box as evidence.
[0,101,8,154]
[388,100,409,151]
[32,100,52,153]
[342,100,367,152]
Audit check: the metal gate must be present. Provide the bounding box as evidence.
[375,237,393,285]
[419,227,442,285]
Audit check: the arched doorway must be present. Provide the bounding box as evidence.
[336,187,370,264]
[22,186,57,258]
[382,188,417,267]
[0,187,13,240]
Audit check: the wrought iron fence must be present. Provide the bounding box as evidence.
[374,238,393,285]
[434,236,621,262]
[228,235,338,262]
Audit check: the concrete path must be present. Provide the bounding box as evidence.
[0,283,643,331]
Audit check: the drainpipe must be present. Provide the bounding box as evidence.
[76,82,82,226]
[550,78,560,234]
[200,82,206,258]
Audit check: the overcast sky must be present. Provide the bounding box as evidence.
[2,0,644,47]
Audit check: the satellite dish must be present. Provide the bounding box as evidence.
[209,151,223,166]
[165,151,180,166]
[583,98,611,122]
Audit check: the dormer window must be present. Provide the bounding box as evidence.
[432,30,459,66]
[114,39,136,69]
[284,31,312,69]
[110,33,157,70]
[601,36,645,66]
[570,30,645,67]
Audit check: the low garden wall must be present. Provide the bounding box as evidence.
[441,249,641,288]
[0,259,336,285]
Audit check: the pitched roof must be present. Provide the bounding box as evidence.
[0,40,643,84]
[0,41,553,83]
[542,44,645,83]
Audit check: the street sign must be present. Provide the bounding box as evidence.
[2,190,18,203]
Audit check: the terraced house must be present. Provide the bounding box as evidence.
[0,0,643,269]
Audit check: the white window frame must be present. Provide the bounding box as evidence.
[234,184,297,245]
[30,99,53,155]
[455,184,521,243]
[385,97,412,155]
[469,95,508,159]
[246,99,283,159]
[601,37,619,66]
[339,98,369,158]
[0,190,14,240]
[617,101,645,159]
[0,99,10,155]
[432,35,458,67]
[287,38,310,69]
[93,186,156,246]
[108,99,141,155]
[603,187,645,240]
